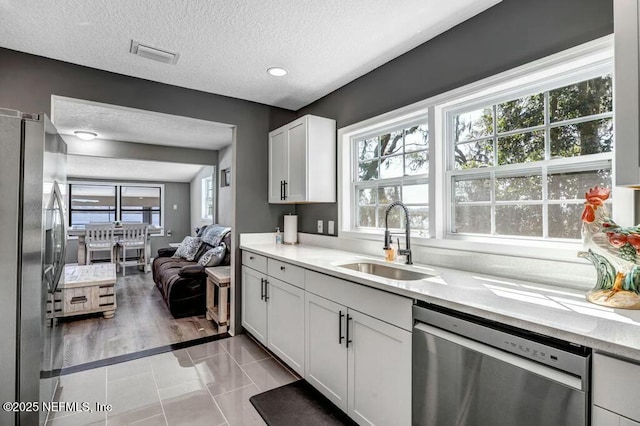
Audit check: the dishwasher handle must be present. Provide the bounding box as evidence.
[414,322,584,391]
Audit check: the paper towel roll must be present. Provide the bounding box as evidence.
[284,214,298,244]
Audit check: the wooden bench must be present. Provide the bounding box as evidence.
[205,266,231,332]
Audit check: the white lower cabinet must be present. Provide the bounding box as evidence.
[593,405,640,426]
[305,292,349,410]
[305,292,411,426]
[241,266,267,344]
[266,277,305,375]
[592,352,640,425]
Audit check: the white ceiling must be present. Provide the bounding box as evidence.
[0,0,501,110]
[52,96,233,150]
[67,154,205,183]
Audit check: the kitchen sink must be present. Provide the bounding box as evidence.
[339,262,434,281]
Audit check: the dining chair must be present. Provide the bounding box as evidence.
[85,223,117,265]
[117,223,149,276]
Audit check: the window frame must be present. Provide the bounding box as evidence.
[337,35,633,261]
[201,175,214,220]
[68,180,165,236]
[119,185,162,227]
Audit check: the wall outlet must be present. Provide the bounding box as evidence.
[328,220,335,235]
[173,204,178,210]
[317,220,323,233]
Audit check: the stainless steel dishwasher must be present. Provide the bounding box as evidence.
[413,302,590,426]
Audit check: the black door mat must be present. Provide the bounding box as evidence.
[250,380,358,426]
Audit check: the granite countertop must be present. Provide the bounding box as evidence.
[240,241,640,360]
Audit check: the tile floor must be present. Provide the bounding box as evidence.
[46,334,299,425]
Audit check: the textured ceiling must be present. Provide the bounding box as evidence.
[0,0,501,110]
[67,154,205,182]
[52,97,233,150]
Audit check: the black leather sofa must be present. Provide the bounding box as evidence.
[152,225,231,318]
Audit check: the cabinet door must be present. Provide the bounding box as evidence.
[347,309,411,426]
[286,120,307,202]
[266,277,305,376]
[305,292,348,411]
[241,266,267,345]
[268,128,288,204]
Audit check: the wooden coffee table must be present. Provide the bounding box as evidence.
[58,263,117,319]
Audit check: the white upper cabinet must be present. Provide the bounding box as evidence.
[268,114,336,203]
[615,0,640,186]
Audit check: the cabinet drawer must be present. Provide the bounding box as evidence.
[242,251,267,273]
[268,258,304,288]
[593,353,640,422]
[305,270,412,331]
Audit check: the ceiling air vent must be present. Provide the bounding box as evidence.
[130,40,180,65]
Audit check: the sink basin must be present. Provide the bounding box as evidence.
[339,262,433,281]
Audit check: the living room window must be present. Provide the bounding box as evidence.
[69,182,164,229]
[202,175,214,220]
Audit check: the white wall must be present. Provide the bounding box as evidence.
[217,145,233,227]
[190,165,214,233]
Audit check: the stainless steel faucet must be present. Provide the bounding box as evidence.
[383,201,413,265]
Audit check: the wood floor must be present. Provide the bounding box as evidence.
[61,268,219,367]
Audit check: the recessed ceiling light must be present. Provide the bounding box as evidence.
[74,131,98,141]
[267,67,288,77]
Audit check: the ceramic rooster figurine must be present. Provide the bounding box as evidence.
[579,186,640,309]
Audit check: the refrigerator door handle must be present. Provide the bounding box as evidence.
[48,181,66,293]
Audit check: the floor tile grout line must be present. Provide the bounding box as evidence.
[148,359,170,426]
[211,383,255,399]
[221,340,263,392]
[243,333,299,380]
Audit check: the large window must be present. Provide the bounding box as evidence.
[353,118,429,236]
[69,182,163,228]
[69,184,117,226]
[120,186,161,226]
[448,73,613,240]
[339,36,624,255]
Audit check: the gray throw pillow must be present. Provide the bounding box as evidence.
[173,236,203,261]
[198,243,226,267]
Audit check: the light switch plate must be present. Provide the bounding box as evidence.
[317,220,323,233]
[328,220,335,235]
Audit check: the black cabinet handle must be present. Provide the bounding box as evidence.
[283,181,287,200]
[339,310,345,344]
[280,266,285,271]
[280,180,284,200]
[260,278,265,300]
[264,280,269,301]
[346,314,353,348]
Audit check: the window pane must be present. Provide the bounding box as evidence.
[381,130,404,156]
[495,205,542,237]
[549,74,613,122]
[121,186,160,226]
[405,150,428,176]
[378,185,401,205]
[454,206,491,234]
[378,206,404,229]
[454,139,494,169]
[497,94,544,133]
[357,206,376,228]
[548,169,612,200]
[454,177,491,202]
[358,160,378,181]
[408,206,429,233]
[403,183,429,204]
[404,125,428,152]
[453,107,493,142]
[379,155,403,179]
[495,175,542,201]
[70,185,116,209]
[71,211,116,226]
[358,138,379,161]
[497,130,544,165]
[550,118,613,158]
[548,204,583,239]
[357,188,376,205]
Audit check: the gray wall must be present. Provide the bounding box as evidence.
[217,145,233,227]
[294,0,614,234]
[0,49,296,329]
[64,178,192,263]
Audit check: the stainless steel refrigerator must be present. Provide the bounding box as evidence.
[0,108,66,425]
